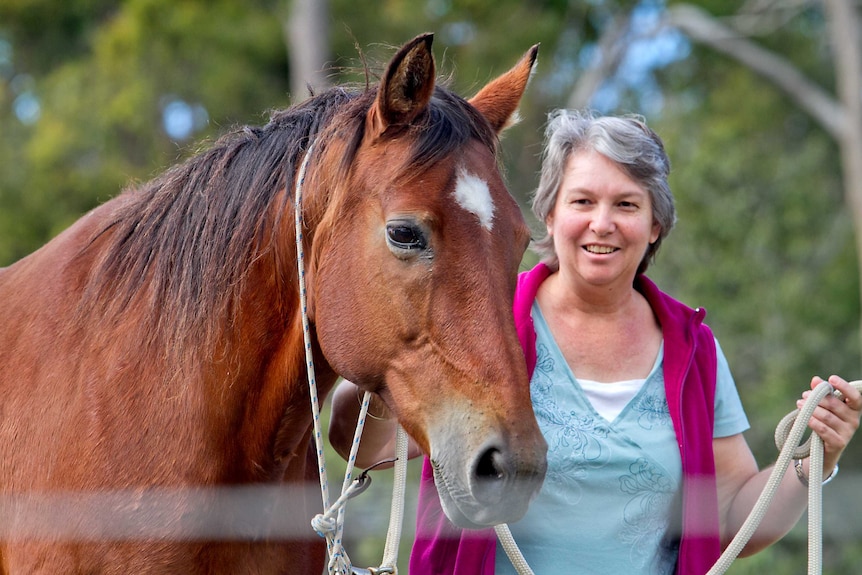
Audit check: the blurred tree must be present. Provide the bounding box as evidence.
[665,0,862,357]
[0,0,290,264]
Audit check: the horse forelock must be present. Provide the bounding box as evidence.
[407,86,499,170]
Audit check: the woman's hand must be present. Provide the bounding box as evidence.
[329,379,422,469]
[798,374,862,476]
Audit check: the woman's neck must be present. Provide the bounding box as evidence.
[540,267,639,316]
[536,269,661,382]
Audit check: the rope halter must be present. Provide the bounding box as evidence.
[293,141,410,575]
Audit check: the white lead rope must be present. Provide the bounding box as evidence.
[294,142,409,575]
[705,380,835,575]
[294,140,351,573]
[495,523,535,575]
[381,426,410,569]
[808,428,825,575]
[498,379,862,575]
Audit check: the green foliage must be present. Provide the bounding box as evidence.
[0,0,289,263]
[0,0,118,73]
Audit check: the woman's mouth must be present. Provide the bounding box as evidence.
[584,244,617,254]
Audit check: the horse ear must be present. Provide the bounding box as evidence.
[369,33,436,137]
[469,44,540,134]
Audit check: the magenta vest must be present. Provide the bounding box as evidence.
[410,262,721,575]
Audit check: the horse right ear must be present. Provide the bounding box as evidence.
[367,33,436,138]
[469,44,539,134]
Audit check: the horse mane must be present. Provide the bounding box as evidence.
[75,81,499,363]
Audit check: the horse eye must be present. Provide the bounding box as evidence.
[386,223,427,251]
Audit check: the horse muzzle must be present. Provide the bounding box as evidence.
[428,423,548,529]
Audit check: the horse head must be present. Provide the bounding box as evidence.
[307,34,547,529]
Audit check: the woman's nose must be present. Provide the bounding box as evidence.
[590,207,615,236]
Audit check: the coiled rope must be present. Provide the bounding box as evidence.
[496,379,862,575]
[707,379,861,575]
[294,142,409,574]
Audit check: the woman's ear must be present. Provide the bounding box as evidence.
[650,220,661,244]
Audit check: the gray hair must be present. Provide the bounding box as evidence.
[530,109,676,274]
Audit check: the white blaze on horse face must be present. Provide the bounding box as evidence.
[453,169,495,231]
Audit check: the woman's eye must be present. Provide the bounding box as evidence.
[386,224,427,251]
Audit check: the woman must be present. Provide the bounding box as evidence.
[329,109,861,574]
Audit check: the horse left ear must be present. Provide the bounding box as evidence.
[368,33,437,138]
[469,44,540,134]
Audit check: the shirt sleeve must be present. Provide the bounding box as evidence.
[713,337,751,438]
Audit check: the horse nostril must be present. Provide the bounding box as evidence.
[475,447,506,482]
[471,446,509,506]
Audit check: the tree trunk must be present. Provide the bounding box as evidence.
[567,12,631,110]
[283,0,330,103]
[822,0,862,358]
[666,4,844,137]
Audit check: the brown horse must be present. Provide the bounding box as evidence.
[0,34,546,573]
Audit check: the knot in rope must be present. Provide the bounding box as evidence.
[311,474,372,538]
[310,512,337,539]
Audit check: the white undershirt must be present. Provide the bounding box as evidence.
[577,378,646,421]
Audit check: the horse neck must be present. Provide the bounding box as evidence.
[205,111,354,479]
[218,227,339,480]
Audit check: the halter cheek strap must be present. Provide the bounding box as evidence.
[294,142,410,575]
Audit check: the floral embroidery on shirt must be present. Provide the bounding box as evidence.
[531,344,610,451]
[618,457,675,573]
[632,388,671,430]
[530,344,556,398]
[511,309,691,574]
[531,343,611,504]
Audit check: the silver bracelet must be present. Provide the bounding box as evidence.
[794,459,839,487]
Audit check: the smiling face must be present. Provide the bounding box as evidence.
[547,149,661,290]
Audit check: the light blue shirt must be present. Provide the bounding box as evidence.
[495,302,749,575]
